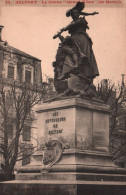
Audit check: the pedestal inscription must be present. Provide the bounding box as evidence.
[36,97,110,152]
[36,106,76,150]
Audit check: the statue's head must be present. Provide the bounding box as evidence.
[66,2,85,17]
[71,9,79,20]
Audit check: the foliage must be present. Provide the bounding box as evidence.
[97,79,126,163]
[0,79,50,179]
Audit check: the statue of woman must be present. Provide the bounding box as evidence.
[53,3,99,96]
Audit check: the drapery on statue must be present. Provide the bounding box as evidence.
[53,2,99,97]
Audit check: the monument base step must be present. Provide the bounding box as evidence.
[0,180,126,195]
[17,163,126,174]
[16,171,126,182]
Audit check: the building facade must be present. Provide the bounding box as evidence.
[0,26,42,168]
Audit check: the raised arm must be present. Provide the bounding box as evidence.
[60,21,77,32]
[53,21,78,39]
[80,11,99,16]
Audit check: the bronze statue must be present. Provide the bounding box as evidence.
[53,2,99,97]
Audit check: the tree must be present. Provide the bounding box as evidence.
[0,79,50,180]
[97,78,126,166]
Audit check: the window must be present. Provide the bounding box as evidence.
[22,64,34,84]
[8,65,14,79]
[25,70,31,83]
[23,126,31,141]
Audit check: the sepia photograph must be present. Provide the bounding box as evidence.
[0,0,126,194]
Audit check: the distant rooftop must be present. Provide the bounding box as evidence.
[0,42,41,62]
[0,25,41,62]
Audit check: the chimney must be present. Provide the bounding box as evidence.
[0,25,4,42]
[121,74,125,86]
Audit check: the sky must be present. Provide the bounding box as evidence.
[0,2,126,85]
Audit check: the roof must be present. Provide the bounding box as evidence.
[0,42,41,62]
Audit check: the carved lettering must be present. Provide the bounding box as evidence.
[53,112,59,116]
[53,124,58,128]
[49,129,63,135]
[45,117,66,123]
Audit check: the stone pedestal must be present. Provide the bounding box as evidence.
[16,97,126,182]
[36,96,109,152]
